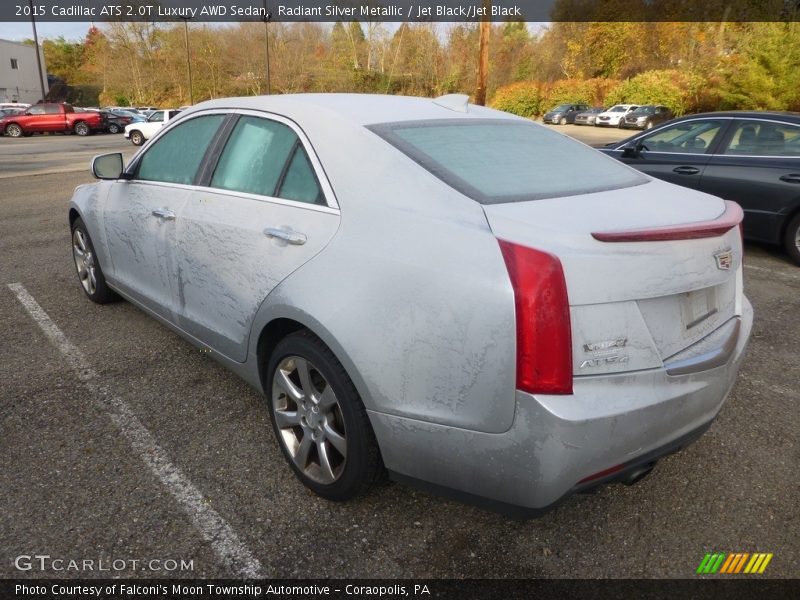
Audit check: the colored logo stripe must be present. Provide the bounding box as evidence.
[698,552,773,574]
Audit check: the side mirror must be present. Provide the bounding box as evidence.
[621,140,647,158]
[92,153,127,180]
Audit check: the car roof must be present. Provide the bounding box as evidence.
[675,110,800,123]
[185,94,517,127]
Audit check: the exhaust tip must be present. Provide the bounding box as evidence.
[622,462,656,486]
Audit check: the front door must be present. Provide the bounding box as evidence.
[102,113,226,321]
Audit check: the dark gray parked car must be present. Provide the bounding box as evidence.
[601,111,800,264]
[620,105,674,130]
[543,103,591,125]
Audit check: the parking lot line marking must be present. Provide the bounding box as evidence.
[744,264,799,283]
[7,282,264,579]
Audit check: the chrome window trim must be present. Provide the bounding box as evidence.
[123,180,340,216]
[125,107,340,212]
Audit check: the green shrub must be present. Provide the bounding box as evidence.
[490,82,544,117]
[603,70,703,115]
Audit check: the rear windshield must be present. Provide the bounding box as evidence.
[369,119,646,204]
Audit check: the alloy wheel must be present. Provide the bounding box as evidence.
[271,356,348,485]
[72,228,97,296]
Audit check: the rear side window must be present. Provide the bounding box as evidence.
[370,119,646,204]
[723,120,800,157]
[136,114,225,185]
[211,116,323,203]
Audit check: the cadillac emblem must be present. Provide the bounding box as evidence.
[714,250,733,270]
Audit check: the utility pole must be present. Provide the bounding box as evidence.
[475,1,491,106]
[263,1,272,95]
[182,17,194,105]
[28,0,47,103]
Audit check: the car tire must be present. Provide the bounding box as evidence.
[5,123,22,138]
[266,330,383,501]
[108,123,120,134]
[74,121,90,136]
[618,118,626,129]
[784,213,800,266]
[646,121,654,130]
[559,116,567,125]
[130,130,144,146]
[71,218,119,304]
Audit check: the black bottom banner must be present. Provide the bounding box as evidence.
[2,579,799,600]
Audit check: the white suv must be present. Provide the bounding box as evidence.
[595,104,639,128]
[124,109,181,145]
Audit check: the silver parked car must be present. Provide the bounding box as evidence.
[70,94,752,515]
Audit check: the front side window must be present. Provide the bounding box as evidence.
[210,116,323,204]
[371,119,646,204]
[641,119,726,154]
[136,114,225,185]
[723,120,800,157]
[27,105,45,115]
[148,112,164,123]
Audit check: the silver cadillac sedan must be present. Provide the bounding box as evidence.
[69,94,752,515]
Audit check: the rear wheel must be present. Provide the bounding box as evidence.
[130,130,144,146]
[266,331,383,501]
[108,123,120,134]
[5,124,22,138]
[71,218,119,304]
[74,121,90,136]
[559,116,567,125]
[784,213,800,266]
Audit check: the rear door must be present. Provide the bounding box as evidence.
[174,111,341,362]
[698,118,800,244]
[605,117,732,189]
[102,113,226,321]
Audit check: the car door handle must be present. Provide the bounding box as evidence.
[779,174,800,184]
[151,208,176,220]
[673,166,700,175]
[264,227,307,245]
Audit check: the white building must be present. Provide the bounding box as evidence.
[0,38,48,105]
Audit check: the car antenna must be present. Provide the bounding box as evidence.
[433,94,469,113]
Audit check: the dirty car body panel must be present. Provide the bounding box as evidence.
[69,94,752,514]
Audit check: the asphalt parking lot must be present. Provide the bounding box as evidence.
[0,128,798,580]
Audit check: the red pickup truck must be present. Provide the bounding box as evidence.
[0,103,105,138]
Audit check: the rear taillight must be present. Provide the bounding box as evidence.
[497,240,573,395]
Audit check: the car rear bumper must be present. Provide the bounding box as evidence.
[369,296,753,516]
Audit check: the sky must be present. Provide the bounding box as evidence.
[0,21,91,42]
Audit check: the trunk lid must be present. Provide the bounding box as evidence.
[483,178,744,377]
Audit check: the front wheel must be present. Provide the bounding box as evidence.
[74,121,90,136]
[266,331,383,501]
[108,123,120,134]
[559,116,567,125]
[784,213,800,266]
[5,124,22,137]
[130,130,144,146]
[71,218,119,304]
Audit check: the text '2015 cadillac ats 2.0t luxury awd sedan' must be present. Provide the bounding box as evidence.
[69,94,752,516]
